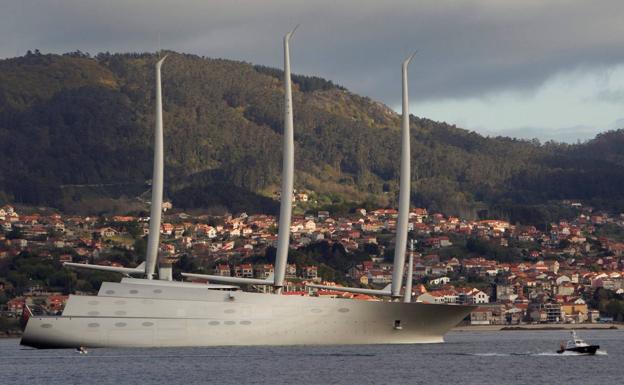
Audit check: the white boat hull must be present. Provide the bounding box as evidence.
[21,281,474,348]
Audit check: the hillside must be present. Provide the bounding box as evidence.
[1,51,624,223]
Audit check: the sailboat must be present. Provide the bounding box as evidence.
[20,33,474,349]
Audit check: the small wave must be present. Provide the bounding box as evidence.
[447,352,512,356]
[469,353,511,357]
[448,351,608,357]
[305,353,376,357]
[534,351,607,356]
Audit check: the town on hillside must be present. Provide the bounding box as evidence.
[2,199,624,333]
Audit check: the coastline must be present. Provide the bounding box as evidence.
[453,323,620,332]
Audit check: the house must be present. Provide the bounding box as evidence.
[304,266,319,281]
[7,297,25,316]
[561,299,588,323]
[529,303,563,323]
[458,288,490,304]
[303,219,316,233]
[494,283,518,303]
[214,264,231,276]
[417,290,458,304]
[234,264,254,278]
[46,295,68,313]
[256,264,274,279]
[173,225,185,238]
[160,223,174,235]
[112,216,136,222]
[0,205,16,221]
[0,220,11,232]
[425,236,452,248]
[318,211,330,219]
[96,227,118,238]
[196,225,218,239]
[429,277,451,286]
[470,307,493,325]
[285,264,297,279]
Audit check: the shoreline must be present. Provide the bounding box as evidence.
[453,324,620,332]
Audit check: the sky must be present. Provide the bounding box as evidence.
[1,0,624,142]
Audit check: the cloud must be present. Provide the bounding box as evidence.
[2,1,624,140]
[3,1,624,102]
[596,89,624,103]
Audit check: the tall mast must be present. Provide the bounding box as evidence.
[403,239,415,303]
[391,53,415,298]
[273,27,298,294]
[145,55,167,280]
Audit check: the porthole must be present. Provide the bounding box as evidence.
[114,311,127,316]
[87,323,100,328]
[310,308,322,314]
[224,309,236,314]
[338,308,350,313]
[129,290,139,294]
[224,321,235,325]
[87,311,100,316]
[153,289,163,294]
[115,322,127,327]
[142,299,154,305]
[208,321,220,326]
[105,290,115,295]
[240,320,251,325]
[88,300,99,305]
[40,323,53,328]
[142,322,154,327]
[114,300,126,305]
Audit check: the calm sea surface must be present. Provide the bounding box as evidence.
[1,330,622,385]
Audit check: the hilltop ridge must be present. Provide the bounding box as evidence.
[1,51,624,223]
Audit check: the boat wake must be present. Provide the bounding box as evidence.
[453,351,607,357]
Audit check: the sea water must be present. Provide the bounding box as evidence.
[1,330,622,385]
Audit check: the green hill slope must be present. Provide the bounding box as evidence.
[1,51,623,222]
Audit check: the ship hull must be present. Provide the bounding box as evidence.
[21,281,474,349]
[557,345,600,355]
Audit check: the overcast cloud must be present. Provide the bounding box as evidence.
[1,0,623,142]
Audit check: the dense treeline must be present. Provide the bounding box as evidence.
[1,51,624,222]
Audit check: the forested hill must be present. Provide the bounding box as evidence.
[1,50,624,223]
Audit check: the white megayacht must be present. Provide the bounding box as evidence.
[21,32,474,349]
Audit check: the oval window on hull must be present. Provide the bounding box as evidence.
[40,323,53,328]
[115,322,127,327]
[105,290,115,295]
[142,322,154,327]
[87,323,100,328]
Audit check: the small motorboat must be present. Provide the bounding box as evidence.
[76,346,88,355]
[557,330,600,355]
